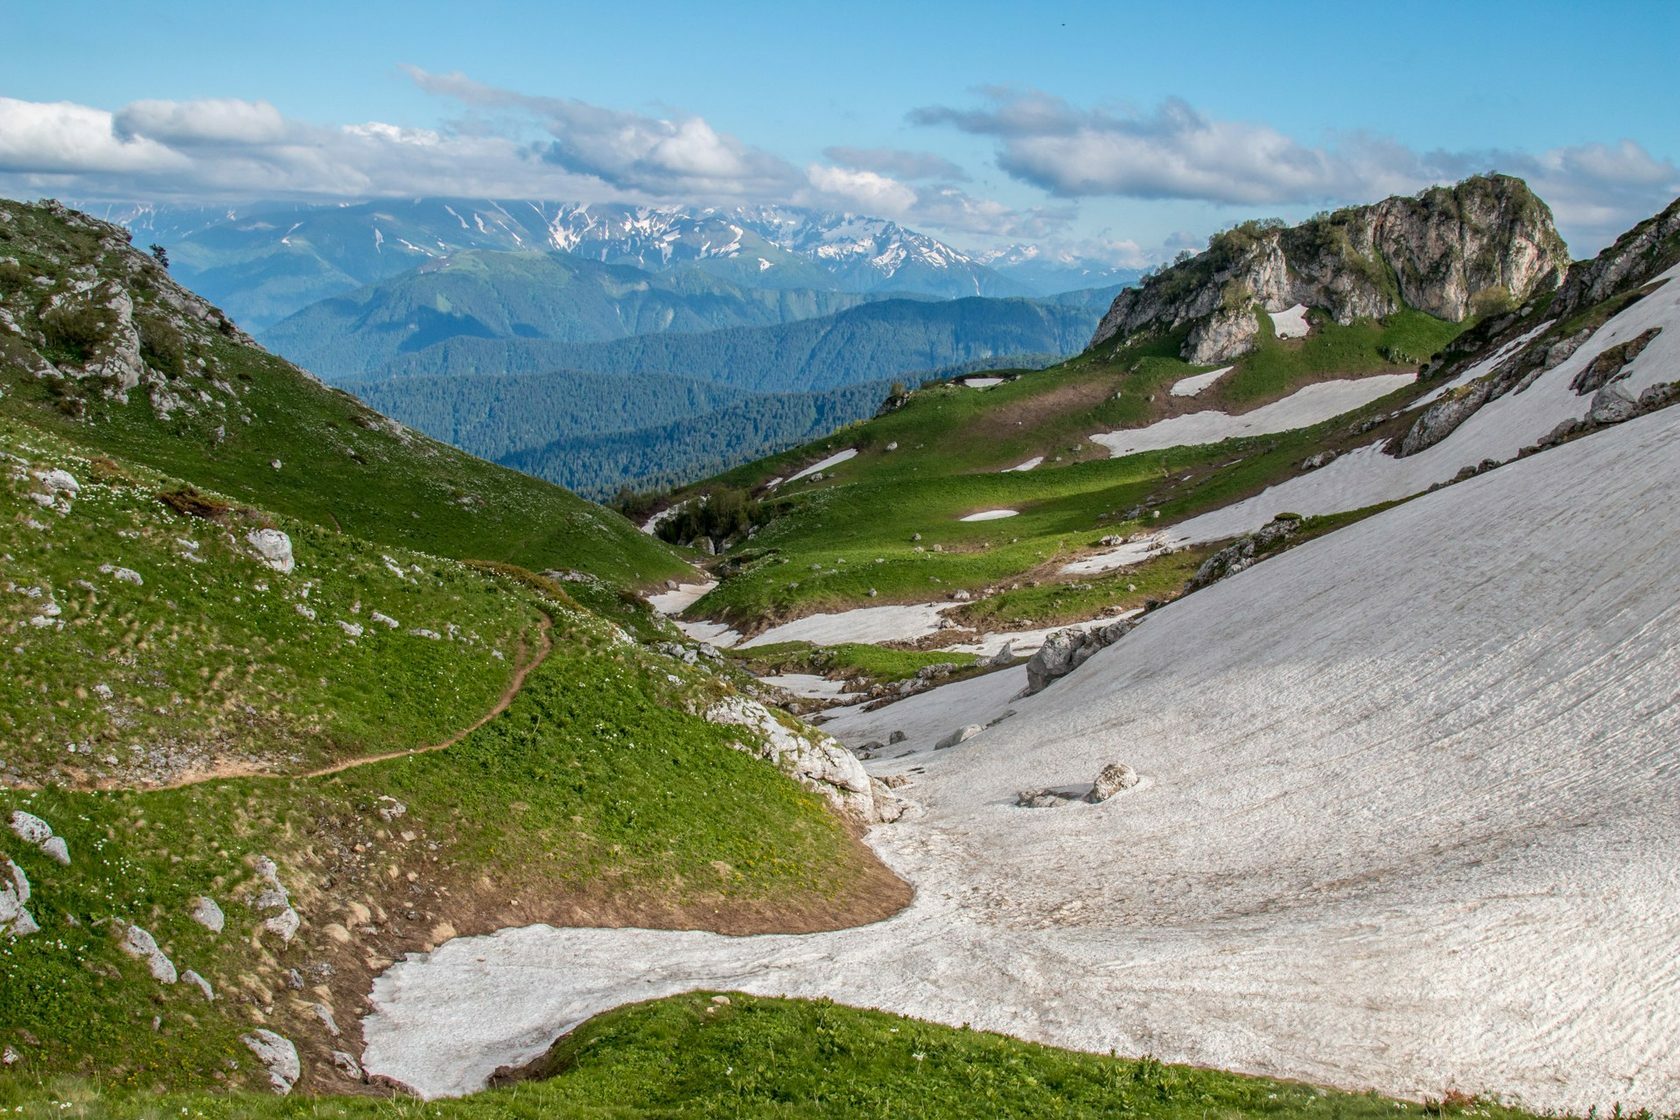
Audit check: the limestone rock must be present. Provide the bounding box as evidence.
[1572,326,1662,395]
[1089,763,1141,802]
[1022,617,1141,696]
[246,528,295,574]
[182,969,215,1001]
[250,856,301,943]
[8,811,52,846]
[934,724,982,750]
[242,1030,301,1094]
[1589,380,1640,425]
[1092,176,1567,359]
[1,857,38,938]
[704,697,887,822]
[189,895,225,933]
[331,1050,364,1081]
[116,921,178,983]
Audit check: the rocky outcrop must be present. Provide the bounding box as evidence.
[1186,515,1304,591]
[1022,617,1140,695]
[705,697,902,823]
[1571,327,1662,395]
[1549,194,1680,322]
[1091,175,1568,362]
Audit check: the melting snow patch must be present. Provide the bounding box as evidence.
[1169,366,1233,397]
[781,448,857,486]
[1269,303,1310,339]
[1092,375,1415,458]
[961,377,1005,389]
[1003,457,1043,472]
[960,509,1019,522]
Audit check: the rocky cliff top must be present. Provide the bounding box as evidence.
[0,199,265,422]
[1091,174,1570,364]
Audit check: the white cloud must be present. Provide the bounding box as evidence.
[113,98,288,146]
[0,97,185,174]
[822,146,969,182]
[913,89,1680,251]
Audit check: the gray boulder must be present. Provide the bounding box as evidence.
[1590,380,1641,425]
[116,921,177,983]
[1023,618,1140,695]
[246,529,295,574]
[242,1030,301,1094]
[1,857,38,938]
[934,724,982,750]
[1089,763,1141,802]
[190,895,225,933]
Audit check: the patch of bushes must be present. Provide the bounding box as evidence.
[136,313,187,377]
[39,301,113,364]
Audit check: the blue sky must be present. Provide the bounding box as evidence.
[5,0,1677,257]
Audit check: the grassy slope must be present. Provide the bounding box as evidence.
[0,994,1575,1120]
[674,311,1465,628]
[0,414,541,785]
[0,411,898,1094]
[0,201,685,588]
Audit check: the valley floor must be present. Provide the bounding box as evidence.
[361,406,1680,1112]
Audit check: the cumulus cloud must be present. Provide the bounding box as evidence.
[822,146,970,182]
[113,98,288,146]
[0,97,185,174]
[405,66,798,197]
[912,89,1680,249]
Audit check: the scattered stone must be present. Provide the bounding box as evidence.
[988,641,1015,667]
[8,811,52,846]
[116,921,177,983]
[376,796,408,822]
[1299,449,1339,472]
[888,730,907,744]
[1089,763,1140,802]
[241,1030,301,1094]
[98,564,144,586]
[9,811,69,864]
[1,857,38,938]
[313,1001,341,1036]
[1,1046,18,1066]
[411,627,442,639]
[934,724,982,750]
[1589,380,1640,424]
[1186,515,1304,593]
[369,611,399,629]
[331,1050,363,1081]
[1016,788,1081,809]
[251,856,301,943]
[182,969,215,1001]
[190,895,225,932]
[336,620,364,638]
[246,528,295,574]
[711,994,732,1006]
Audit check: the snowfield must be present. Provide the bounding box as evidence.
[1268,303,1310,339]
[1092,374,1415,457]
[364,401,1680,1113]
[1169,365,1233,397]
[778,447,857,486]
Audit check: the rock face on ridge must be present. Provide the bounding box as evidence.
[1091,175,1569,363]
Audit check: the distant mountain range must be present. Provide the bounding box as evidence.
[83,198,1144,330]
